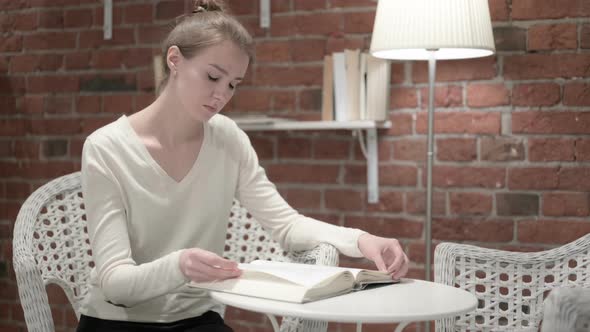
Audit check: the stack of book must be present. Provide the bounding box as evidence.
[322,49,391,122]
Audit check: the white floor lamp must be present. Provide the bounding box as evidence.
[370,0,496,283]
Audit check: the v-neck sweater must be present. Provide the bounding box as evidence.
[79,114,366,323]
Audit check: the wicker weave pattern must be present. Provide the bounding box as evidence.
[13,172,337,332]
[434,235,590,332]
[541,286,590,332]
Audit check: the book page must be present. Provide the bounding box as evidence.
[243,260,351,288]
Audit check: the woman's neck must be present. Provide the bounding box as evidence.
[137,88,204,147]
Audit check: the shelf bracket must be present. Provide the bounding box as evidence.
[355,128,379,204]
[103,0,112,40]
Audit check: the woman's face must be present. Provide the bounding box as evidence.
[168,40,249,122]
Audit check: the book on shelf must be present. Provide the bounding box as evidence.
[188,260,398,304]
[321,55,334,121]
[322,49,391,122]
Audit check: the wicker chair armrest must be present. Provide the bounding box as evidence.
[542,287,590,332]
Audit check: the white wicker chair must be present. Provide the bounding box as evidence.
[434,234,590,331]
[13,172,338,332]
[541,286,590,332]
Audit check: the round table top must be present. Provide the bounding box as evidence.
[211,278,477,323]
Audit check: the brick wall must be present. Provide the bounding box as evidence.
[1,0,589,331]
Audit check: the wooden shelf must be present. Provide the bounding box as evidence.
[232,117,389,204]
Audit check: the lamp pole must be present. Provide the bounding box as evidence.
[425,50,437,283]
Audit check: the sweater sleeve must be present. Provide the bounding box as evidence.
[81,138,187,308]
[234,128,366,257]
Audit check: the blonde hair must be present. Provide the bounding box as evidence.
[158,0,254,93]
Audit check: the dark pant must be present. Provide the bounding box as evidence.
[76,311,234,332]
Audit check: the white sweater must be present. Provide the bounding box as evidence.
[79,114,366,323]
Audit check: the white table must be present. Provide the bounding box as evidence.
[211,278,477,332]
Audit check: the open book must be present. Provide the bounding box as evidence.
[188,260,398,303]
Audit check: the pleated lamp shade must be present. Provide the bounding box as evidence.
[370,0,495,60]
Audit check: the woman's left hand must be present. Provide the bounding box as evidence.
[357,233,409,279]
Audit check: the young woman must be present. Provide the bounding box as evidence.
[78,1,409,331]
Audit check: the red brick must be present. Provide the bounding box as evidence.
[270,0,291,13]
[24,32,76,50]
[274,90,297,111]
[518,220,590,244]
[512,0,590,20]
[267,164,339,184]
[298,89,322,112]
[416,112,501,135]
[582,24,590,49]
[367,191,403,213]
[432,166,505,189]
[38,10,64,29]
[233,89,271,112]
[254,66,321,86]
[558,168,590,191]
[325,189,364,211]
[481,137,525,161]
[65,52,91,70]
[314,139,350,160]
[124,3,153,24]
[294,0,326,10]
[138,24,171,44]
[91,49,152,69]
[277,137,312,159]
[505,54,590,80]
[255,41,291,62]
[437,138,476,162]
[79,28,135,49]
[92,4,123,27]
[27,75,79,94]
[296,13,341,35]
[16,161,78,180]
[576,139,590,161]
[489,0,509,21]
[136,93,155,111]
[44,95,73,114]
[14,140,39,159]
[512,111,590,134]
[70,138,84,157]
[82,117,118,134]
[543,193,590,217]
[387,113,413,136]
[344,216,423,239]
[226,0,256,15]
[434,218,513,242]
[76,96,101,114]
[291,39,325,62]
[29,119,81,135]
[155,0,186,20]
[467,83,510,108]
[512,83,560,106]
[268,15,296,37]
[0,0,28,11]
[508,167,559,190]
[343,11,375,34]
[10,54,63,73]
[563,83,590,106]
[344,164,416,186]
[390,87,418,109]
[0,35,22,52]
[5,181,31,200]
[0,119,26,136]
[528,24,577,50]
[393,139,426,162]
[283,188,321,210]
[413,57,497,83]
[23,95,43,114]
[405,191,446,215]
[330,0,375,7]
[103,94,134,114]
[64,9,93,28]
[529,138,575,161]
[450,192,493,216]
[419,85,463,108]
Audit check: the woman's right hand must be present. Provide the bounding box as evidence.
[179,248,242,283]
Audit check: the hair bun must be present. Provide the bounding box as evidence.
[192,0,225,13]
